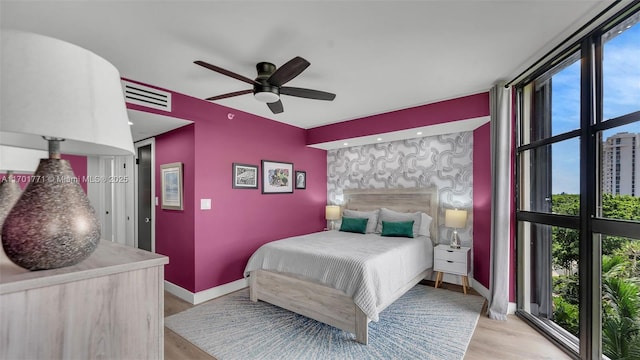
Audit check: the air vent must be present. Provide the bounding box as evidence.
[122,80,172,112]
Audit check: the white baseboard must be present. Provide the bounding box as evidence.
[470,277,490,300]
[164,278,249,305]
[164,281,195,303]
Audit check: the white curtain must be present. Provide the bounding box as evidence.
[487,83,512,321]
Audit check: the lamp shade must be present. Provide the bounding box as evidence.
[445,209,467,229]
[0,29,134,156]
[325,205,341,221]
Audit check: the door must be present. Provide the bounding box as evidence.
[137,144,153,252]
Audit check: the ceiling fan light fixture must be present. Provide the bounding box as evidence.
[254,91,280,103]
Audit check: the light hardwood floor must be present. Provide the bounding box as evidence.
[164,283,571,360]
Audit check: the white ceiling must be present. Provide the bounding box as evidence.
[0,1,614,139]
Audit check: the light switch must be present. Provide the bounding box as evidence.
[155,197,159,206]
[201,198,212,210]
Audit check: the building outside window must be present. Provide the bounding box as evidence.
[603,132,640,195]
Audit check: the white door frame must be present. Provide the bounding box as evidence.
[134,138,156,252]
[99,156,115,242]
[86,154,135,246]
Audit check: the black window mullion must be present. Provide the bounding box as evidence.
[592,111,640,132]
[592,218,640,239]
[516,211,580,229]
[578,37,601,360]
[518,129,581,152]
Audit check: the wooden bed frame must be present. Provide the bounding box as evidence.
[248,187,439,344]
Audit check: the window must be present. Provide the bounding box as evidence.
[516,4,640,359]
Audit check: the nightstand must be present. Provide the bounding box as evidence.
[433,244,471,294]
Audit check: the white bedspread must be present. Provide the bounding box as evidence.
[243,231,433,321]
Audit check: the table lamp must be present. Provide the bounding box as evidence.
[445,209,467,248]
[0,30,134,270]
[325,205,341,230]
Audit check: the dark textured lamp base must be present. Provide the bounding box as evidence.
[1,159,101,270]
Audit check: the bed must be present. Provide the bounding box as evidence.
[243,187,439,344]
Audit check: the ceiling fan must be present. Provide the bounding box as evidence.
[194,56,336,114]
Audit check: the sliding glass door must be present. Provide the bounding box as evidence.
[516,5,640,359]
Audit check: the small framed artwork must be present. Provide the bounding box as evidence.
[160,162,183,210]
[295,170,306,189]
[232,163,258,189]
[262,160,293,194]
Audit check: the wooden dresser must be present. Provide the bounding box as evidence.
[0,240,169,359]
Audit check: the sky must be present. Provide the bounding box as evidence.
[550,21,640,194]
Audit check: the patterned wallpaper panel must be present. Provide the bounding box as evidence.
[327,132,473,245]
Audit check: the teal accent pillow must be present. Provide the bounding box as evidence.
[339,217,369,234]
[381,220,415,238]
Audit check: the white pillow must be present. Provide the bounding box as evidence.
[342,209,379,234]
[418,213,433,237]
[376,208,422,237]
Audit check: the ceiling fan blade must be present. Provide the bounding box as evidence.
[205,89,253,101]
[267,57,310,86]
[194,60,257,85]
[280,87,336,101]
[267,100,284,114]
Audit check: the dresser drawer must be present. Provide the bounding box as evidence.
[434,258,468,275]
[435,247,468,263]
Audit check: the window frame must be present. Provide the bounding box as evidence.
[514,3,640,359]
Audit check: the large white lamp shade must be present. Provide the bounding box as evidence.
[0,30,134,155]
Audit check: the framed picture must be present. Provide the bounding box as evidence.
[295,170,306,189]
[160,162,183,210]
[232,163,258,189]
[262,160,293,194]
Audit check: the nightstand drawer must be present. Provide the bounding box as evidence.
[434,258,467,275]
[434,247,468,263]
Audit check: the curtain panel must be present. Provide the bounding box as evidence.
[487,83,512,321]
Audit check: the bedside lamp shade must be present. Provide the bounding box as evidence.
[0,30,134,270]
[325,205,341,221]
[325,205,341,231]
[445,209,467,229]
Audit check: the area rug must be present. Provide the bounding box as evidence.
[165,284,485,360]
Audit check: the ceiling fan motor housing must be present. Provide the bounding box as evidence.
[256,62,276,78]
[254,62,280,103]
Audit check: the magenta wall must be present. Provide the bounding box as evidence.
[473,123,491,289]
[62,154,88,193]
[155,124,197,291]
[138,80,327,293]
[307,92,490,145]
